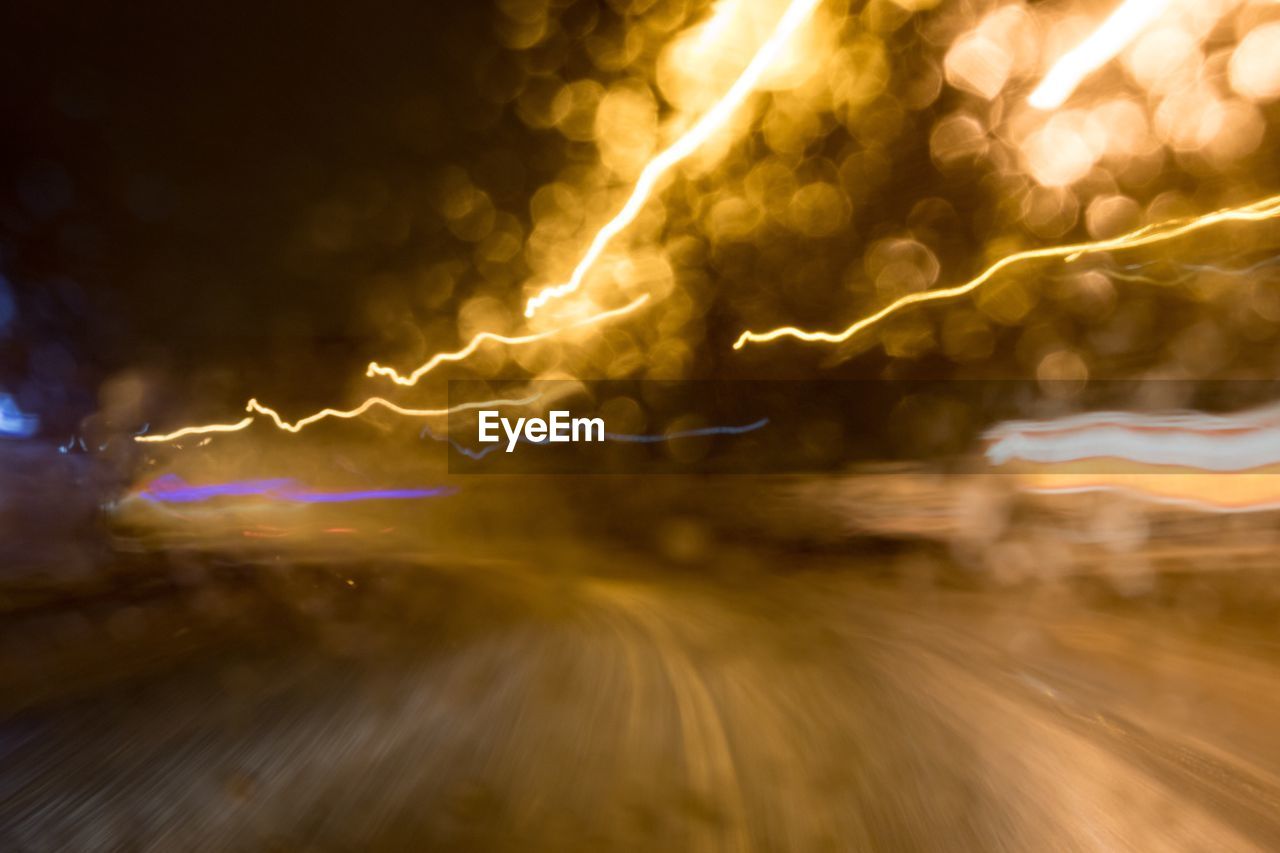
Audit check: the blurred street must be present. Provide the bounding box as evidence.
[2,475,1278,851]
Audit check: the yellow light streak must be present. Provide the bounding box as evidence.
[367,294,651,387]
[521,0,823,318]
[136,395,540,444]
[245,394,540,433]
[137,294,644,444]
[733,192,1280,351]
[1029,0,1171,110]
[135,417,256,443]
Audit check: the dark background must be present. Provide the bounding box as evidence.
[0,1,535,434]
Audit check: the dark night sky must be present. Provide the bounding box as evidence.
[0,1,532,429]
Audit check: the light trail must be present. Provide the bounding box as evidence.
[136,417,256,444]
[603,418,770,443]
[1012,478,1280,514]
[0,392,39,438]
[135,473,455,504]
[1044,255,1280,288]
[1028,0,1171,110]
[732,192,1280,351]
[984,404,1280,512]
[985,407,1280,471]
[136,293,640,444]
[520,0,823,318]
[367,295,650,387]
[423,416,770,459]
[245,394,539,433]
[1102,255,1280,284]
[136,395,539,444]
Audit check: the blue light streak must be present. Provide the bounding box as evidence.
[422,417,770,459]
[0,393,38,438]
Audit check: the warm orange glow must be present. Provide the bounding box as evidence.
[1230,21,1280,103]
[1017,468,1280,513]
[521,0,823,318]
[1029,0,1171,110]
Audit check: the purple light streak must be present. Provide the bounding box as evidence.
[136,474,454,504]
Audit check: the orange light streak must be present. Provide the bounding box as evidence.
[244,394,538,433]
[732,192,1280,351]
[1028,0,1171,110]
[521,0,823,318]
[367,294,650,387]
[136,395,539,444]
[135,417,256,444]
